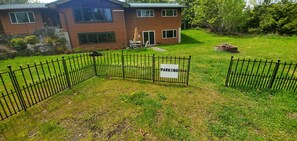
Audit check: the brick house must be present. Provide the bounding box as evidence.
[0,0,184,50]
[0,4,60,34]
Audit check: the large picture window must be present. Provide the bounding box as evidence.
[137,9,154,17]
[163,30,177,38]
[78,32,116,45]
[74,8,112,23]
[161,9,177,17]
[9,11,35,24]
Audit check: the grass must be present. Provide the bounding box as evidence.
[0,29,296,140]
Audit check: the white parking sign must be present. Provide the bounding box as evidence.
[160,64,179,78]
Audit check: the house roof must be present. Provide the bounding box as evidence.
[46,0,185,8]
[128,3,186,8]
[46,0,130,8]
[0,3,47,10]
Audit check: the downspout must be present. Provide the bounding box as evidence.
[58,10,74,52]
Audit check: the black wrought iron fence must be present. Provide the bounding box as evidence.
[225,56,297,92]
[94,52,191,85]
[0,52,191,121]
[0,53,94,120]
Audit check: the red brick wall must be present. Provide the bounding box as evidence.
[58,0,127,50]
[0,9,44,35]
[124,8,182,45]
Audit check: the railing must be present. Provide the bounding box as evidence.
[0,53,94,120]
[0,52,191,121]
[94,52,191,85]
[225,56,297,92]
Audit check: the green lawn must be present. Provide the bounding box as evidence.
[0,29,296,140]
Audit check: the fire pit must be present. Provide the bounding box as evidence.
[215,44,239,53]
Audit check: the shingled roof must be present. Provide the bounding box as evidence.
[129,3,185,8]
[0,3,47,10]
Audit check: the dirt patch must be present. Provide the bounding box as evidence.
[107,118,130,139]
[288,112,297,119]
[215,44,239,53]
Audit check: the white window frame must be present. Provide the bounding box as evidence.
[136,9,154,17]
[8,11,36,24]
[162,29,177,39]
[161,9,178,17]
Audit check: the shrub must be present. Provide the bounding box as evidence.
[0,34,12,44]
[44,36,67,55]
[248,28,261,34]
[45,36,66,46]
[33,27,56,38]
[25,35,39,45]
[16,49,33,56]
[0,53,7,60]
[9,38,27,50]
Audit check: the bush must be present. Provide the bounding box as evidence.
[33,27,56,38]
[0,34,12,44]
[16,49,34,56]
[248,28,261,34]
[25,35,39,45]
[9,38,27,50]
[45,36,66,46]
[0,53,7,60]
[44,36,67,55]
[0,34,27,44]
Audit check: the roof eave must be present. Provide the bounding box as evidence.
[46,0,130,9]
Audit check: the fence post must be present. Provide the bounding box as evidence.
[121,50,125,80]
[268,60,280,89]
[62,57,71,89]
[225,56,234,86]
[7,66,27,111]
[186,56,192,85]
[152,54,155,83]
[92,53,98,76]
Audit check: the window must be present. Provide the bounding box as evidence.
[78,32,116,45]
[163,30,177,38]
[9,11,35,24]
[137,9,154,17]
[161,9,177,17]
[74,8,112,23]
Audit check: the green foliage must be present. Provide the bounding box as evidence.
[9,38,27,50]
[208,105,252,139]
[158,93,167,100]
[44,36,67,54]
[39,121,63,135]
[121,92,190,140]
[186,0,247,33]
[1,30,297,140]
[24,35,39,45]
[183,0,297,35]
[246,2,297,35]
[33,27,56,38]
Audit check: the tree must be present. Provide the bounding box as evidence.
[188,0,247,33]
[0,0,28,4]
[28,0,41,3]
[246,1,297,35]
[248,0,297,6]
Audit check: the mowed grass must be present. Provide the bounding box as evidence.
[0,29,296,140]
